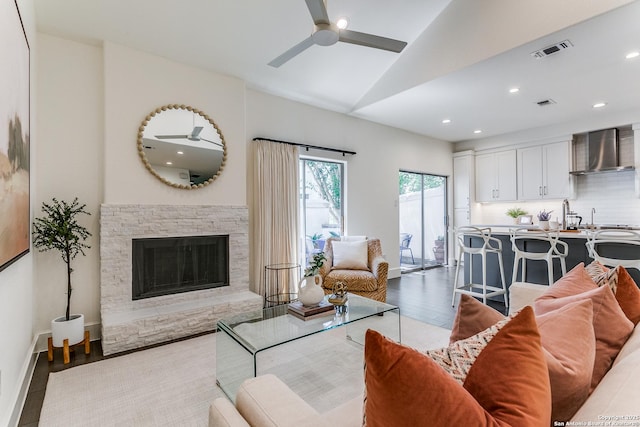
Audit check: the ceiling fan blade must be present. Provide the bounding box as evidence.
[339,29,407,53]
[190,126,204,138]
[156,134,188,139]
[268,36,315,67]
[201,138,224,147]
[305,0,329,25]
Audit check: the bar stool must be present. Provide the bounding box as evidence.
[452,226,508,307]
[510,228,568,285]
[585,229,640,270]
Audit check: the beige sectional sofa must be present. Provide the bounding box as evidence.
[209,282,640,426]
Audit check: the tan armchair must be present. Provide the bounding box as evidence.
[318,237,389,302]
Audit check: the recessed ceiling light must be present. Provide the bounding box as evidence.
[509,87,520,93]
[592,102,607,109]
[442,119,451,124]
[166,161,173,165]
[473,129,482,134]
[177,151,184,155]
[336,17,349,29]
[626,51,639,59]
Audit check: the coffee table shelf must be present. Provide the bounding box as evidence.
[216,294,400,400]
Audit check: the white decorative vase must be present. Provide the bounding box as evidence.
[51,314,85,347]
[539,220,550,231]
[298,275,325,307]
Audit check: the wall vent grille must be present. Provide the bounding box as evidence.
[531,39,573,58]
[536,99,556,106]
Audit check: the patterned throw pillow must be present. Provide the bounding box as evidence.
[585,260,619,293]
[423,314,514,384]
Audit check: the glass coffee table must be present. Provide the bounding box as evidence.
[216,294,400,400]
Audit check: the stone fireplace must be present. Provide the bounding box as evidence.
[100,204,261,355]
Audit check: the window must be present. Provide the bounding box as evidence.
[299,158,344,265]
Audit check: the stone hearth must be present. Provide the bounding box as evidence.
[100,204,261,355]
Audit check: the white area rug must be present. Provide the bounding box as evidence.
[39,315,450,426]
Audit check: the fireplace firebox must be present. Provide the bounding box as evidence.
[132,235,229,300]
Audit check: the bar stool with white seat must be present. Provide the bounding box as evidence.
[510,228,569,286]
[585,229,640,271]
[452,226,508,307]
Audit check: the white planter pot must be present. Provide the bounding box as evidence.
[51,314,85,347]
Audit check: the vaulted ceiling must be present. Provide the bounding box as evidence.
[35,0,640,142]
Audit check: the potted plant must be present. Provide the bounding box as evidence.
[433,235,445,263]
[306,232,325,251]
[506,207,528,224]
[32,198,92,348]
[537,209,553,230]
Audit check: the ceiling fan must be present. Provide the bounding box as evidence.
[268,0,407,67]
[155,126,222,146]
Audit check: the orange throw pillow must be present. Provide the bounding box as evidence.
[449,294,504,344]
[363,308,551,427]
[586,261,640,325]
[449,294,595,423]
[535,285,633,392]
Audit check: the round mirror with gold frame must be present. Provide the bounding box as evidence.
[137,104,227,189]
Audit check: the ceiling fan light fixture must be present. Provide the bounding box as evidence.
[336,17,349,29]
[312,23,339,46]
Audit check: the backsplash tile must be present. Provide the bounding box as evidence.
[475,170,640,226]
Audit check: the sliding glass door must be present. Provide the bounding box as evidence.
[399,171,447,272]
[299,158,344,266]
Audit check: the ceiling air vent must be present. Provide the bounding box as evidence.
[536,99,556,106]
[530,39,573,59]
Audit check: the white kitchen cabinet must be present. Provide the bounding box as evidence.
[475,150,517,202]
[453,152,474,209]
[517,141,570,200]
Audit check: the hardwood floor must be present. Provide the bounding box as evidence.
[18,265,506,426]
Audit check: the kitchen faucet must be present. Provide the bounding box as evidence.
[562,199,570,230]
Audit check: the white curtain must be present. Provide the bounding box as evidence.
[251,139,300,301]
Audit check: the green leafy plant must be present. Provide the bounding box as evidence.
[32,198,92,321]
[506,207,528,218]
[304,252,326,277]
[537,209,553,221]
[306,233,323,241]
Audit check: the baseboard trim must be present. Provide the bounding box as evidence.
[388,267,401,279]
[34,321,102,353]
[9,322,102,427]
[7,336,38,427]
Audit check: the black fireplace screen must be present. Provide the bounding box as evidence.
[132,235,229,300]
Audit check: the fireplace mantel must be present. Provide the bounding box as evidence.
[99,204,261,355]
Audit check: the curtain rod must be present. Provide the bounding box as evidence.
[252,137,356,156]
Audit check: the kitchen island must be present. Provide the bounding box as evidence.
[459,225,640,291]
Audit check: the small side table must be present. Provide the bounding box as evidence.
[48,331,91,364]
[264,263,301,307]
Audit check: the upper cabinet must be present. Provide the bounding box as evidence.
[475,150,517,202]
[517,141,570,200]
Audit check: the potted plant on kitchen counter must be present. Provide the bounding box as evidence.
[33,197,92,361]
[537,209,553,230]
[506,207,528,224]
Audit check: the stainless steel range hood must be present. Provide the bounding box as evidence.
[570,128,635,175]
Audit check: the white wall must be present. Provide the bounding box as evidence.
[102,42,246,206]
[34,33,103,347]
[246,89,453,278]
[1,1,35,425]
